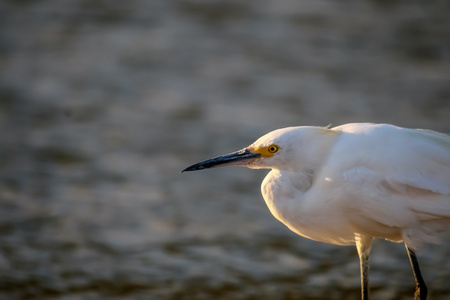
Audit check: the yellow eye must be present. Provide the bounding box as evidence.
[268,145,279,153]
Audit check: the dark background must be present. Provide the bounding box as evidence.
[0,0,449,299]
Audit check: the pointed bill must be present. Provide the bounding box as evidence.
[182,148,260,172]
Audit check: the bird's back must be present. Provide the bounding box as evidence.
[325,123,450,248]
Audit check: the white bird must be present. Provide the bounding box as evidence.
[182,123,450,300]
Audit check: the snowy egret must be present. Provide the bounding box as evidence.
[182,123,450,300]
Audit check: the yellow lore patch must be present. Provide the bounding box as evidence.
[247,144,279,157]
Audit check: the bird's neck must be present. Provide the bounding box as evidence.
[262,168,313,221]
[261,130,340,237]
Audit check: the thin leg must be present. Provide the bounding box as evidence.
[356,235,373,300]
[360,251,370,300]
[406,245,427,300]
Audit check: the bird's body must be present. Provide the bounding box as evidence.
[183,123,450,300]
[259,123,450,248]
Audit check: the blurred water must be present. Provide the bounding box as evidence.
[0,0,449,299]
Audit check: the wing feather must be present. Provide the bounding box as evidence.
[391,128,450,195]
[335,125,450,246]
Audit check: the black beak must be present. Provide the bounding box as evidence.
[182,148,261,172]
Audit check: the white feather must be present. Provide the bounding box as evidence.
[258,123,450,249]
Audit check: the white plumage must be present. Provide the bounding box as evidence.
[183,123,450,300]
[257,123,450,248]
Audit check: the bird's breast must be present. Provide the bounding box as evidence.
[261,170,356,245]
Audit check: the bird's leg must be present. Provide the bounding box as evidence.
[405,245,427,300]
[360,251,370,300]
[355,235,373,300]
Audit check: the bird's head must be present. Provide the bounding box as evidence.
[182,126,339,172]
